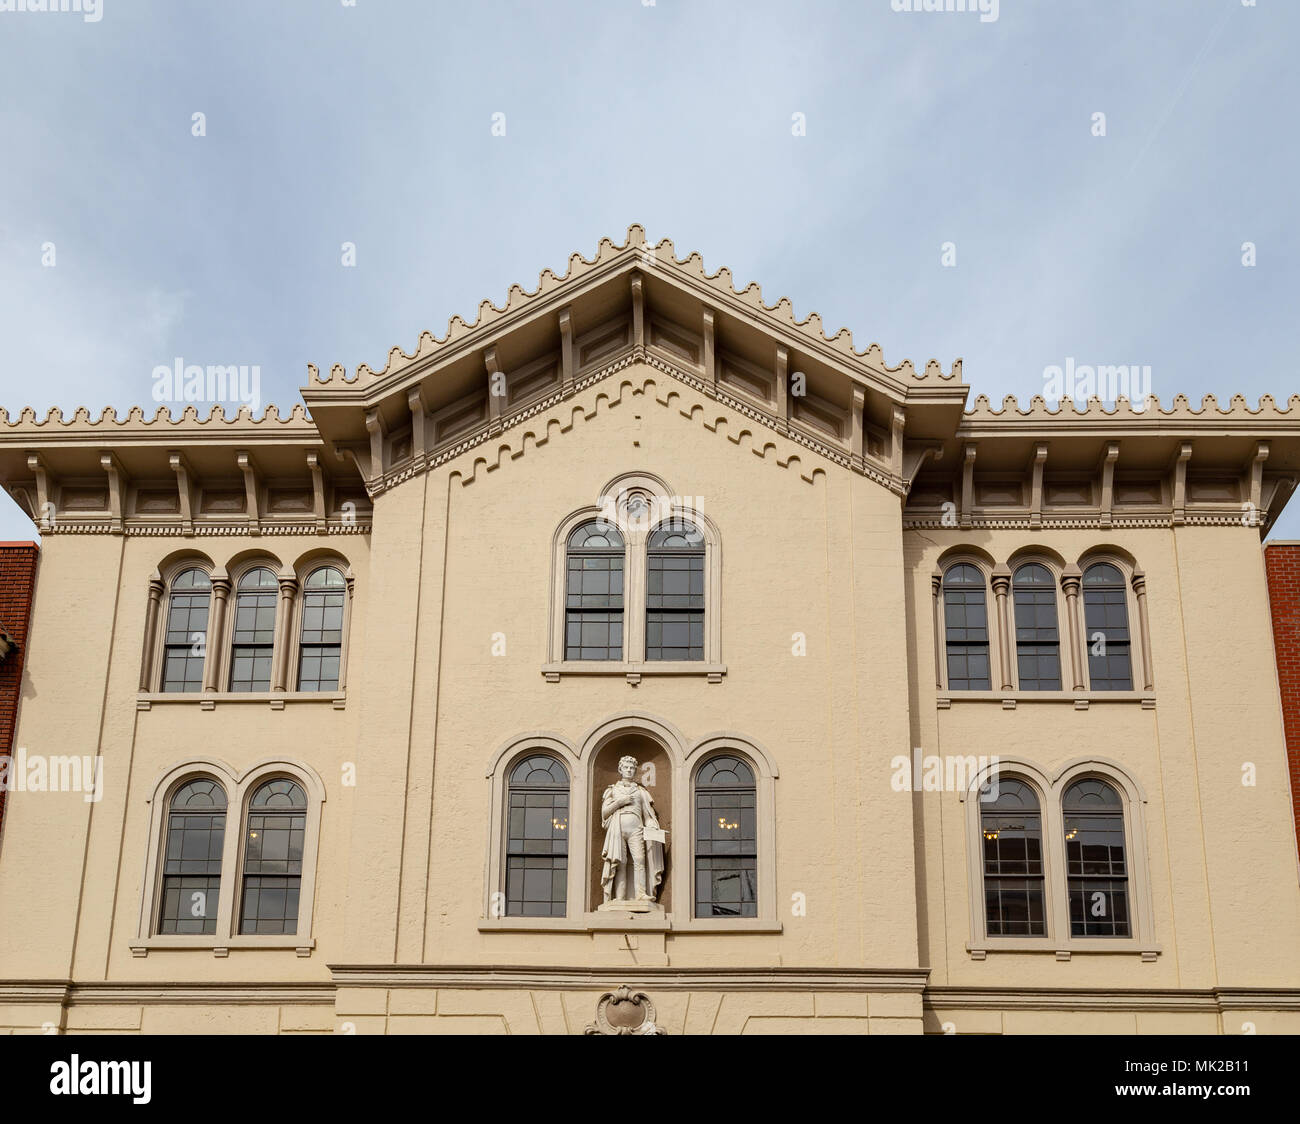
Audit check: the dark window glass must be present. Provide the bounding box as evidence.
[298,566,346,691]
[943,564,991,690]
[1013,563,1061,691]
[694,755,756,918]
[158,778,226,934]
[1064,778,1131,937]
[162,568,210,692]
[981,779,1046,936]
[505,754,569,917]
[239,779,307,934]
[230,567,278,692]
[1083,563,1133,690]
[565,521,624,660]
[646,520,705,661]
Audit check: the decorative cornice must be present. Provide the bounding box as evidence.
[963,392,1300,424]
[362,349,911,499]
[305,224,962,394]
[0,403,315,435]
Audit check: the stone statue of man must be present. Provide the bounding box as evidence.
[600,755,665,904]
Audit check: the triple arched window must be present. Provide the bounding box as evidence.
[494,744,765,922]
[148,559,353,695]
[146,766,322,946]
[973,769,1146,947]
[936,554,1151,694]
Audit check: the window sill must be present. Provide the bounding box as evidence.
[137,691,346,711]
[937,690,1154,710]
[477,914,780,934]
[967,940,1159,960]
[129,936,315,957]
[541,661,725,684]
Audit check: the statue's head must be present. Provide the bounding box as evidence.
[617,755,638,780]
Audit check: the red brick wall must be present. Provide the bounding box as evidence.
[0,542,39,838]
[1265,542,1300,856]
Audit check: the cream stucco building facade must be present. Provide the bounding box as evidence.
[1,227,1298,1035]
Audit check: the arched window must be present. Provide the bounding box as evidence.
[504,754,570,917]
[981,779,1046,937]
[229,567,278,691]
[298,566,346,691]
[565,521,624,661]
[1012,563,1060,691]
[161,569,211,693]
[942,564,991,690]
[694,755,757,918]
[1063,778,1130,937]
[239,779,308,934]
[157,778,226,934]
[1083,563,1133,690]
[646,520,705,661]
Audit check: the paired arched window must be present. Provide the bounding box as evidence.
[504,754,570,917]
[161,569,211,693]
[646,520,705,661]
[556,509,716,667]
[978,774,1134,941]
[942,564,991,690]
[694,755,757,918]
[158,778,226,934]
[150,559,352,694]
[147,768,322,943]
[565,522,625,661]
[1082,563,1133,690]
[1012,562,1060,691]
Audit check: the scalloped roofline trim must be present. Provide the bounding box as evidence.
[303,225,963,394]
[964,392,1300,420]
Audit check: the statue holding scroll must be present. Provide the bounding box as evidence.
[599,755,666,907]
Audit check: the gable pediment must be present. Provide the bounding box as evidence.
[302,226,968,497]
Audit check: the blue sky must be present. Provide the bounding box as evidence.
[1,0,1296,539]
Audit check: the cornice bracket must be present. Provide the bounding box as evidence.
[237,451,261,535]
[168,451,194,536]
[1098,441,1120,529]
[99,450,126,534]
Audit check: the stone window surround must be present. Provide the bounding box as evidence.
[480,712,780,933]
[139,548,355,699]
[932,546,1154,703]
[544,472,725,683]
[960,755,1159,959]
[131,756,326,957]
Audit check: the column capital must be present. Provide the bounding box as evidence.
[1060,563,1082,595]
[991,563,1011,594]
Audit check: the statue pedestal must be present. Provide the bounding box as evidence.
[597,899,657,913]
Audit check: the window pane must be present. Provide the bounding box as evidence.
[943,571,991,690]
[505,754,569,916]
[1083,568,1133,690]
[981,780,1046,936]
[694,756,757,917]
[158,779,226,934]
[1063,780,1130,936]
[1013,565,1060,691]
